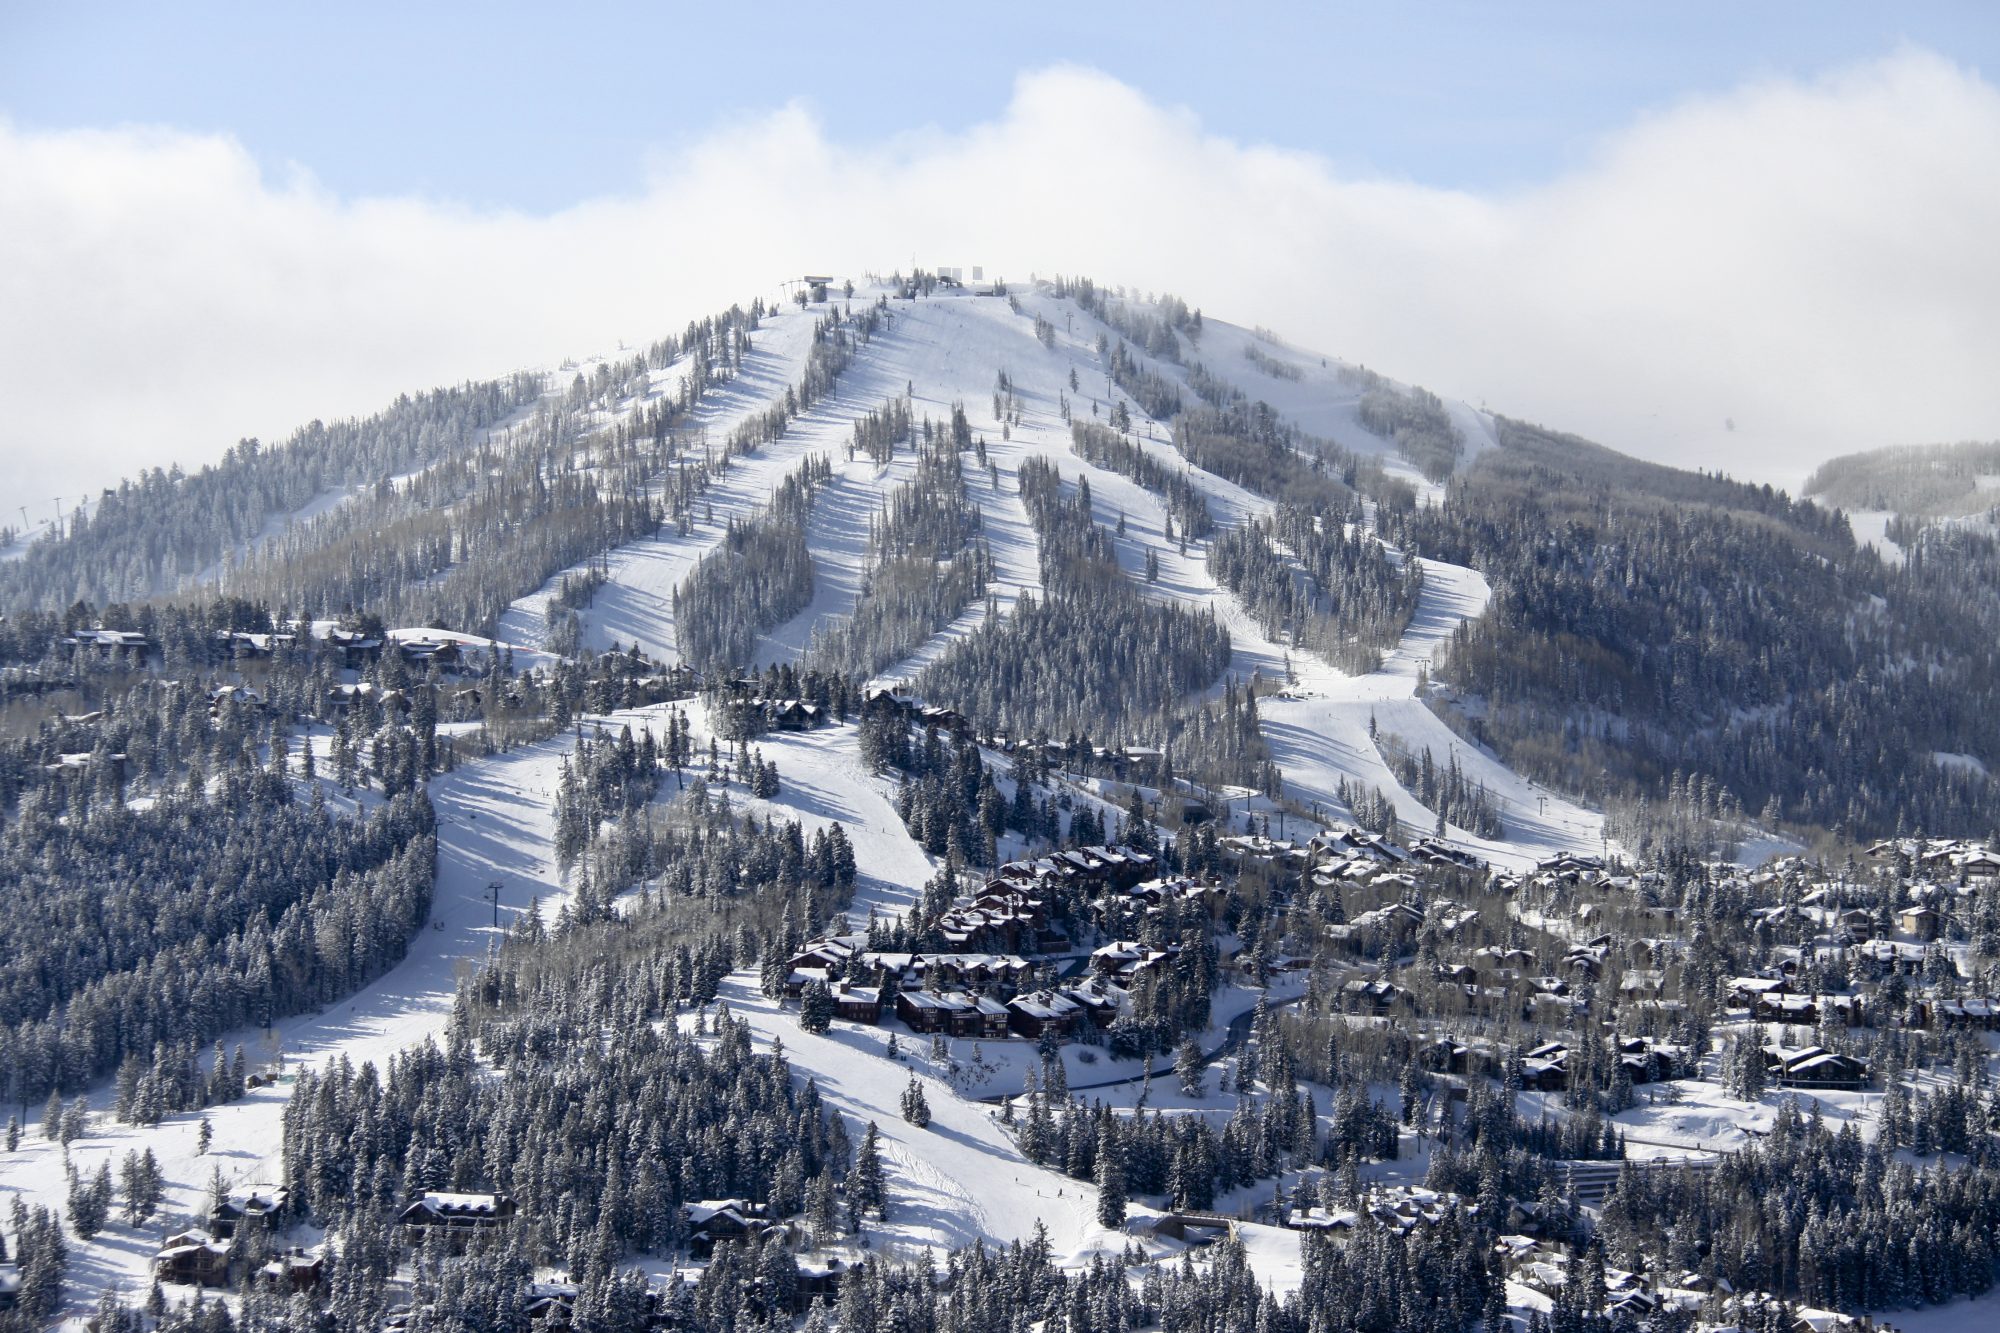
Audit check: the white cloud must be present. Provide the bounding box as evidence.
[3,47,1997,520]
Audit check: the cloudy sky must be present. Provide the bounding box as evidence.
[3,2,1997,522]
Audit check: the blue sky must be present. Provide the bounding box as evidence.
[3,4,1998,507]
[5,2,1993,209]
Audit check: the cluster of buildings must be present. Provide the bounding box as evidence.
[152,1185,325,1292]
[775,842,1208,1042]
[1285,1184,1476,1235]
[61,626,156,665]
[860,685,973,739]
[1496,1234,1887,1333]
[780,930,1137,1042]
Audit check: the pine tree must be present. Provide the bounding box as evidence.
[1095,1138,1127,1229]
[798,979,834,1034]
[1177,1037,1208,1097]
[848,1121,887,1223]
[901,1076,932,1128]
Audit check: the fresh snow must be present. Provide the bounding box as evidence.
[7,281,1651,1318]
[0,726,583,1316]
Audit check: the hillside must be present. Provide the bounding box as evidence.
[8,275,1999,855]
[9,273,2000,1332]
[1805,441,2000,520]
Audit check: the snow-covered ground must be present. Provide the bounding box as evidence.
[496,305,831,660]
[712,980,1122,1265]
[0,726,582,1313]
[5,280,1639,1317]
[1846,508,1907,565]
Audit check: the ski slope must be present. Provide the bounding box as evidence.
[496,305,832,660]
[716,979,1121,1264]
[498,280,1609,869]
[0,727,583,1317]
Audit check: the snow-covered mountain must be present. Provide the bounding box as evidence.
[9,273,2000,1330]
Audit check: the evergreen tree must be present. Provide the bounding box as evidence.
[900,1076,932,1129]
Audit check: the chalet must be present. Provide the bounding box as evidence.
[325,627,384,667]
[209,1183,288,1237]
[933,905,1030,952]
[1064,976,1128,1027]
[1957,848,2000,880]
[1561,946,1606,980]
[257,1248,326,1294]
[853,951,918,988]
[788,934,865,976]
[63,627,155,666]
[1422,1037,1470,1074]
[45,749,127,781]
[398,1191,517,1233]
[895,990,1010,1039]
[327,682,411,714]
[156,1230,235,1287]
[216,630,295,658]
[918,705,972,739]
[863,685,922,715]
[207,682,260,714]
[1092,940,1175,982]
[784,966,832,998]
[1934,997,2000,1029]
[1340,979,1407,1013]
[1409,837,1483,870]
[397,636,462,669]
[1315,827,1415,865]
[524,1280,578,1323]
[1764,1046,1869,1090]
[1116,875,1229,921]
[1755,992,1864,1027]
[1726,976,1790,1006]
[1346,901,1426,940]
[1471,946,1536,976]
[823,981,879,1024]
[1610,1036,1674,1085]
[1290,1185,1473,1236]
[1007,988,1085,1039]
[796,1256,847,1306]
[1851,939,1931,974]
[1618,969,1666,1001]
[1521,1042,1568,1091]
[911,952,1034,991]
[1897,905,1943,940]
[684,1199,769,1257]
[1529,992,1581,1023]
[1220,835,1310,874]
[770,699,824,731]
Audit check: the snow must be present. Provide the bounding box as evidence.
[1933,750,1990,779]
[0,725,583,1316]
[490,284,1608,882]
[1847,508,1906,565]
[1030,295,1497,476]
[6,280,1632,1316]
[713,981,1125,1265]
[496,306,841,661]
[1891,1291,2000,1333]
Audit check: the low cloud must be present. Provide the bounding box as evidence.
[4,47,1997,518]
